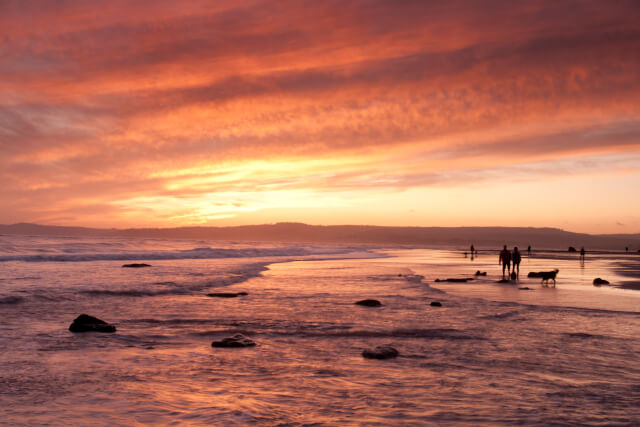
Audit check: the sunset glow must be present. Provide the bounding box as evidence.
[2,0,640,232]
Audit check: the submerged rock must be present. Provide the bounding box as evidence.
[207,292,248,298]
[211,334,256,348]
[122,263,152,268]
[474,271,487,276]
[430,301,442,307]
[355,299,382,307]
[0,296,24,304]
[518,287,533,290]
[568,246,577,252]
[435,278,473,283]
[593,278,610,286]
[362,345,399,360]
[69,314,116,333]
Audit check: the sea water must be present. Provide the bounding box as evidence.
[1,234,640,426]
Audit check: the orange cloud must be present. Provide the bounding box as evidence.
[1,0,640,232]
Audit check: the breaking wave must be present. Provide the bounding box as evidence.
[0,245,356,263]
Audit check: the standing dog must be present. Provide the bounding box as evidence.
[539,269,559,285]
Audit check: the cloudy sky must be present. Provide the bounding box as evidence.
[1,0,639,232]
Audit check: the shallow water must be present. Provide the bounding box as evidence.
[1,235,640,425]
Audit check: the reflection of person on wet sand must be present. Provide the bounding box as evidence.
[499,245,511,279]
[512,247,521,278]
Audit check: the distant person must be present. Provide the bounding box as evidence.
[626,247,629,252]
[580,247,586,261]
[512,247,522,278]
[499,245,512,279]
[527,245,531,256]
[470,244,475,254]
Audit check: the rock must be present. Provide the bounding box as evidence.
[69,314,116,333]
[122,263,151,268]
[211,334,256,348]
[435,278,473,283]
[474,271,487,276]
[355,299,382,307]
[207,292,248,298]
[568,247,577,252]
[0,296,24,304]
[593,278,610,286]
[362,345,399,360]
[430,301,442,307]
[518,287,532,290]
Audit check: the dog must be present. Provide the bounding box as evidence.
[539,269,559,285]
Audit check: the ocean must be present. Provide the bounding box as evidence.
[1,234,640,426]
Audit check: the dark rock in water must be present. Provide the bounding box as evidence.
[0,296,24,304]
[518,287,532,290]
[122,263,151,268]
[435,278,473,283]
[430,301,442,307]
[355,299,382,307]
[568,246,577,252]
[69,314,116,333]
[207,292,248,298]
[362,345,399,360]
[211,334,256,348]
[593,278,610,286]
[474,271,487,276]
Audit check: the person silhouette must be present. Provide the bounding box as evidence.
[499,245,511,279]
[580,247,586,262]
[512,247,521,278]
[527,245,531,257]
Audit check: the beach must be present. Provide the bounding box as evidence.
[1,234,640,426]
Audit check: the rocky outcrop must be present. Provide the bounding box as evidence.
[593,278,610,286]
[355,299,382,307]
[362,345,399,359]
[122,263,152,268]
[211,334,256,348]
[430,301,442,307]
[69,314,116,333]
[207,292,248,298]
[568,247,577,252]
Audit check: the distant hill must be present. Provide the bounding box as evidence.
[1,222,639,251]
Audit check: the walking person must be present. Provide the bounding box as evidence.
[512,247,522,278]
[499,245,511,279]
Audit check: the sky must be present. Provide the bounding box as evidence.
[1,0,640,233]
